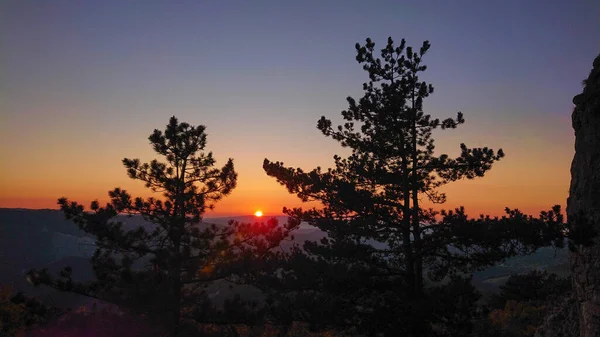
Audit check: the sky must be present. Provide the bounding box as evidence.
[1,0,599,217]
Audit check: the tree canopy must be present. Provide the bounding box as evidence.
[20,39,571,337]
[27,117,298,337]
[262,37,565,336]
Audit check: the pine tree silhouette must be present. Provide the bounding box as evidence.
[28,117,298,336]
[263,37,566,336]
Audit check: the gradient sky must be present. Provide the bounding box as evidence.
[1,0,599,217]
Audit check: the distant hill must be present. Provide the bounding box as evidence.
[0,208,323,309]
[0,208,569,308]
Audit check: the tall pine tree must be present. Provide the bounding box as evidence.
[262,38,565,336]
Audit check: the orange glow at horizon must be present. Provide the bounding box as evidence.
[0,114,573,219]
[2,0,591,238]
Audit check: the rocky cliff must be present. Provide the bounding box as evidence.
[534,292,579,337]
[567,53,600,337]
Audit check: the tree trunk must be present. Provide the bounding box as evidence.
[170,159,186,337]
[169,217,182,336]
[170,246,182,337]
[411,112,423,295]
[568,53,600,337]
[402,155,415,295]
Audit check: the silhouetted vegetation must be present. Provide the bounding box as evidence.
[25,117,299,336]
[0,284,59,336]
[483,270,572,337]
[261,37,566,336]
[489,270,571,310]
[4,38,577,337]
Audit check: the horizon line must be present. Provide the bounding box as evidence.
[0,207,287,219]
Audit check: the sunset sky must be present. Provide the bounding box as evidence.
[1,1,599,217]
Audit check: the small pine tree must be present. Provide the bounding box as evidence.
[490,270,571,309]
[28,117,297,336]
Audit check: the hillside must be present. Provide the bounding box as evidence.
[0,208,569,308]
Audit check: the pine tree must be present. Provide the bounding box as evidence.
[28,117,297,336]
[262,38,565,336]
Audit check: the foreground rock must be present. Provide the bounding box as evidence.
[534,292,579,337]
[567,53,600,337]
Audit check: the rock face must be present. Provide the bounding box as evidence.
[534,292,579,337]
[567,53,600,337]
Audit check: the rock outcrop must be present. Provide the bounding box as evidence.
[567,53,600,337]
[534,292,579,337]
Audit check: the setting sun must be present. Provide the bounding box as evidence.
[254,210,263,217]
